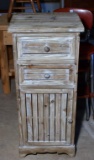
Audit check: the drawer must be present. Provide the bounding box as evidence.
[19,64,76,88]
[17,33,76,62]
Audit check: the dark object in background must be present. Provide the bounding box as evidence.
[0,0,10,11]
[88,27,94,45]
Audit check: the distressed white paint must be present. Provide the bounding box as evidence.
[8,13,84,157]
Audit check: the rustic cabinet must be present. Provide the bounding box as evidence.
[8,13,84,157]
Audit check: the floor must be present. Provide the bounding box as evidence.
[0,79,94,160]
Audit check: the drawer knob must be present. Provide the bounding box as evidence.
[67,118,73,123]
[44,74,50,79]
[44,46,50,52]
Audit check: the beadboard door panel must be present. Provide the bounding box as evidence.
[19,89,73,145]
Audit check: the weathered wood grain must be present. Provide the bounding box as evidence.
[8,13,84,33]
[19,145,75,157]
[17,34,75,59]
[26,94,33,142]
[8,13,84,157]
[44,94,50,141]
[38,94,44,141]
[50,94,55,141]
[3,31,12,45]
[19,64,76,86]
[20,92,27,144]
[61,94,67,141]
[20,89,73,145]
[32,94,38,141]
[55,94,61,141]
[20,80,75,89]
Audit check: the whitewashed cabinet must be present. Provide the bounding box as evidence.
[8,13,84,157]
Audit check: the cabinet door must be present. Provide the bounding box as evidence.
[19,88,73,146]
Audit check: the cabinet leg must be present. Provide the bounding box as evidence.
[0,31,10,94]
[19,153,27,158]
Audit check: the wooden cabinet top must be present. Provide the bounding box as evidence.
[8,13,84,33]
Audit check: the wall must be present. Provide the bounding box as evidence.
[25,2,61,12]
[41,2,61,12]
[0,0,10,10]
[41,0,64,12]
[0,0,64,12]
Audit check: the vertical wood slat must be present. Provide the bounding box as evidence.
[61,93,67,141]
[71,90,77,144]
[32,94,38,141]
[38,94,44,141]
[66,91,73,144]
[19,67,24,84]
[44,94,49,141]
[55,94,61,141]
[20,92,27,144]
[50,94,55,141]
[17,98,23,145]
[26,93,33,142]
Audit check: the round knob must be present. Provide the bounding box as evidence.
[67,118,73,123]
[44,46,50,52]
[44,74,50,79]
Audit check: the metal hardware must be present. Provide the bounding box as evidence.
[44,45,50,52]
[67,118,73,123]
[44,73,50,79]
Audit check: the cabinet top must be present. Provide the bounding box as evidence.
[8,13,84,33]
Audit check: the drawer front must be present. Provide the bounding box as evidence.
[19,64,76,88]
[17,33,76,62]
